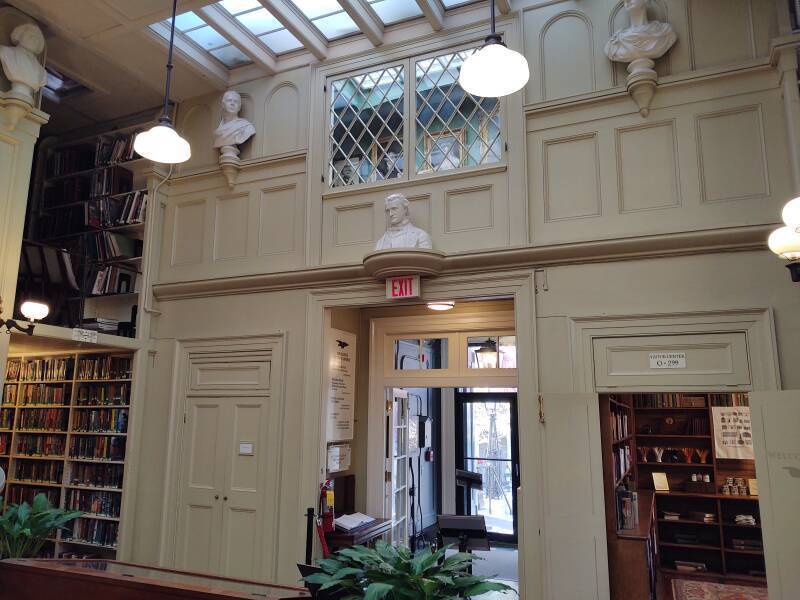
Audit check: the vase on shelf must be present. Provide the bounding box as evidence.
[638,446,650,463]
[681,447,695,464]
[652,447,664,463]
[695,448,710,464]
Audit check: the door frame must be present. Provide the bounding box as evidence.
[159,333,287,580]
[300,270,541,600]
[454,390,520,543]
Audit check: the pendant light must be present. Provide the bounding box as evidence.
[474,338,499,369]
[134,0,191,164]
[459,0,529,98]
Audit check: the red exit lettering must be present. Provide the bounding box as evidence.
[386,275,420,299]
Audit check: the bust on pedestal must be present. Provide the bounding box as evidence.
[375,193,432,251]
[0,22,46,130]
[213,90,255,188]
[604,0,677,117]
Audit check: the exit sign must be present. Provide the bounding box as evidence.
[386,275,420,299]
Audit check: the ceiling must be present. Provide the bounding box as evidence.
[5,0,509,135]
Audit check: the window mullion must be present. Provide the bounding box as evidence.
[403,56,413,184]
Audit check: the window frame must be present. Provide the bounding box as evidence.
[324,39,508,193]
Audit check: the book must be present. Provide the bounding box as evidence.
[334,512,375,531]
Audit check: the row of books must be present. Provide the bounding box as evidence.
[16,434,66,457]
[65,489,121,518]
[90,167,133,197]
[0,409,13,429]
[43,177,91,207]
[5,361,21,381]
[65,518,118,547]
[87,231,142,261]
[610,409,629,442]
[3,386,17,406]
[710,393,749,407]
[18,384,70,406]
[75,383,129,406]
[87,191,147,228]
[688,417,710,435]
[615,481,639,530]
[69,436,126,461]
[89,265,137,297]
[6,486,59,506]
[80,317,122,334]
[96,134,139,166]
[72,408,128,434]
[0,433,10,455]
[48,145,95,177]
[18,408,68,431]
[14,460,64,484]
[613,444,632,483]
[633,393,707,409]
[69,463,124,489]
[77,357,132,380]
[17,358,74,382]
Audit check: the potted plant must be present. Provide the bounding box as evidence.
[304,541,516,599]
[0,493,82,559]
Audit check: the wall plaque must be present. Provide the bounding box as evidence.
[649,351,686,369]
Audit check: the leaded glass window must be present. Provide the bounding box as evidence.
[415,48,501,174]
[329,66,405,188]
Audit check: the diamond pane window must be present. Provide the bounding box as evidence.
[369,0,423,25]
[415,48,502,174]
[329,66,405,188]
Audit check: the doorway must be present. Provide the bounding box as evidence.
[455,390,519,543]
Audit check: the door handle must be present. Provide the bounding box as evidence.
[538,394,546,424]
[223,496,228,501]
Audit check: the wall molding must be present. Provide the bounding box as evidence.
[152,224,774,300]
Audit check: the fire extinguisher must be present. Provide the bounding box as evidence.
[316,480,334,557]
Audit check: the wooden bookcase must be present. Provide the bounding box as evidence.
[18,123,151,337]
[601,392,766,596]
[2,350,133,558]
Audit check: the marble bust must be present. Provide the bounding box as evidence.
[604,0,677,63]
[213,90,256,160]
[0,23,47,102]
[375,193,432,251]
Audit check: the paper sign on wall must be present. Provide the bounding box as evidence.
[325,329,357,442]
[713,406,754,459]
[327,444,352,473]
[238,442,254,456]
[649,352,686,369]
[72,328,98,343]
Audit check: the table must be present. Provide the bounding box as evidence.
[0,559,311,600]
[324,518,391,551]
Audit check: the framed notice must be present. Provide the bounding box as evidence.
[712,406,754,459]
[327,444,352,473]
[325,329,357,442]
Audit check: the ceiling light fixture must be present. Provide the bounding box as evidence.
[134,0,191,164]
[458,0,529,98]
[474,338,499,369]
[0,296,49,335]
[427,300,455,311]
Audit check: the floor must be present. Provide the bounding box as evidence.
[472,545,518,598]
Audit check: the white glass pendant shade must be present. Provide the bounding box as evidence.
[459,42,530,98]
[134,123,191,164]
[768,226,800,260]
[782,196,800,229]
[20,300,49,322]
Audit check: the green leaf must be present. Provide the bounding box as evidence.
[463,581,516,596]
[364,582,394,600]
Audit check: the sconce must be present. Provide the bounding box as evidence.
[0,296,49,335]
[769,196,800,282]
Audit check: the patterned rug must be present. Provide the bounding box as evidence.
[672,579,768,600]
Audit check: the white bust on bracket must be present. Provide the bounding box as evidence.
[213,90,255,188]
[375,193,432,251]
[0,22,47,103]
[604,0,677,117]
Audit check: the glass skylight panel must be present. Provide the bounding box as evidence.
[210,45,253,68]
[235,8,283,36]
[369,0,422,25]
[441,0,480,7]
[174,11,205,32]
[218,0,261,13]
[312,11,359,40]
[260,29,304,54]
[291,0,343,20]
[184,25,229,51]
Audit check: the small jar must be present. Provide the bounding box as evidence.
[703,474,710,483]
[691,474,698,482]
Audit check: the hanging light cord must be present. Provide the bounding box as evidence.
[160,0,178,123]
[485,0,502,45]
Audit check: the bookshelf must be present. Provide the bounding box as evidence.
[17,124,151,338]
[3,350,132,558]
[601,392,766,594]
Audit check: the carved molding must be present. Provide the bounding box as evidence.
[362,248,447,279]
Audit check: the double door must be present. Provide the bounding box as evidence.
[175,394,271,579]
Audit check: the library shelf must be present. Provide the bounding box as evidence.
[72,405,129,409]
[612,434,632,445]
[660,542,721,552]
[60,539,117,550]
[658,518,718,526]
[67,458,125,464]
[17,405,71,409]
[636,434,711,439]
[723,522,761,529]
[15,430,68,434]
[70,431,127,436]
[637,462,714,468]
[80,514,120,522]
[615,466,633,488]
[64,485,123,492]
[17,380,73,385]
[76,379,132,383]
[8,480,62,488]
[12,455,66,461]
[634,407,710,411]
[724,548,763,556]
[656,491,759,501]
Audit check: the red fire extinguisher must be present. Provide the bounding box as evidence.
[316,480,334,557]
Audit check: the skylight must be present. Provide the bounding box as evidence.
[290,0,359,40]
[368,0,423,25]
[216,1,303,54]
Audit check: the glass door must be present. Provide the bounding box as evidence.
[456,391,519,543]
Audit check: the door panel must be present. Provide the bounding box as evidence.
[219,399,269,579]
[750,391,800,600]
[539,393,609,600]
[176,400,227,572]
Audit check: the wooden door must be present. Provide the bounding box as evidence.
[749,391,800,600]
[218,396,270,580]
[175,397,228,573]
[538,393,610,600]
